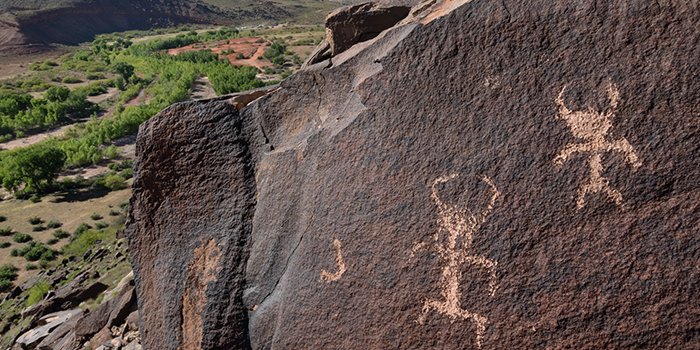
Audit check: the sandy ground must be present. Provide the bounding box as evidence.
[87,87,120,104]
[125,89,148,107]
[169,37,273,70]
[0,125,70,151]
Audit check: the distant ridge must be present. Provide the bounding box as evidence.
[0,0,351,55]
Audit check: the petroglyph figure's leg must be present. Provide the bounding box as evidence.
[459,312,488,350]
[610,138,642,168]
[320,239,346,282]
[464,255,499,297]
[577,154,623,209]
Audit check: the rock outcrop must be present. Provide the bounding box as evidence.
[127,0,700,349]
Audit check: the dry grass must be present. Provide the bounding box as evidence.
[0,188,131,284]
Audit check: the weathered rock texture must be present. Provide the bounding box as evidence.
[127,0,700,349]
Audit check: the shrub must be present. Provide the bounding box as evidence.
[21,242,55,262]
[62,77,83,84]
[0,264,18,291]
[0,242,10,248]
[26,282,51,306]
[53,229,70,239]
[13,233,32,243]
[74,223,92,236]
[46,220,62,229]
[25,263,38,270]
[90,213,103,221]
[30,195,42,203]
[47,238,59,245]
[109,209,120,216]
[86,73,106,80]
[32,225,47,232]
[95,222,109,229]
[0,264,17,280]
[103,174,127,191]
[0,227,13,236]
[28,216,43,225]
[10,249,19,256]
[0,215,6,222]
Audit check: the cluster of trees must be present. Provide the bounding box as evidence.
[0,26,264,193]
[263,41,288,66]
[0,87,97,140]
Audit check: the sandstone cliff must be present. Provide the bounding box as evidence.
[127,0,700,349]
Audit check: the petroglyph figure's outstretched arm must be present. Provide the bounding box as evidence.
[606,81,620,112]
[475,176,500,230]
[609,138,642,168]
[554,143,591,165]
[555,85,571,117]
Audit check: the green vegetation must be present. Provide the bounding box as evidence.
[0,145,67,192]
[15,242,56,262]
[62,227,115,258]
[0,264,18,291]
[28,216,43,225]
[12,233,32,243]
[25,281,51,307]
[90,213,103,221]
[53,229,70,239]
[0,242,10,248]
[46,220,62,229]
[0,227,12,236]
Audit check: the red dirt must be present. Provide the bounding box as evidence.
[168,37,273,70]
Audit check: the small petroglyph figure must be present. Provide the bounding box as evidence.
[554,81,642,209]
[320,238,346,282]
[413,174,500,349]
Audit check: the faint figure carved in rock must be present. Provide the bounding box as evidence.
[413,174,500,349]
[554,81,642,209]
[181,239,221,350]
[321,238,346,282]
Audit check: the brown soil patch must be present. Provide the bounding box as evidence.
[168,37,273,70]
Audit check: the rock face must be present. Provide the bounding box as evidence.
[127,0,700,349]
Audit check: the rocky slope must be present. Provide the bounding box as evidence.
[0,0,338,55]
[127,0,700,349]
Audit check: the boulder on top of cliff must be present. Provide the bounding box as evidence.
[128,0,700,349]
[325,1,412,55]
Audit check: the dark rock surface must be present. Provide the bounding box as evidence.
[325,2,411,55]
[127,0,700,349]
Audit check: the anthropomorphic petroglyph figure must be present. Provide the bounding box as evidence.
[413,174,500,349]
[320,238,346,282]
[554,81,642,209]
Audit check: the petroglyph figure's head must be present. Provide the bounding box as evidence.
[556,82,620,140]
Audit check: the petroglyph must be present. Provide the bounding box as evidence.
[321,238,346,282]
[554,81,641,209]
[181,239,221,350]
[413,174,500,349]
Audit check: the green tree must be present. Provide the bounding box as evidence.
[113,62,135,82]
[0,145,67,192]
